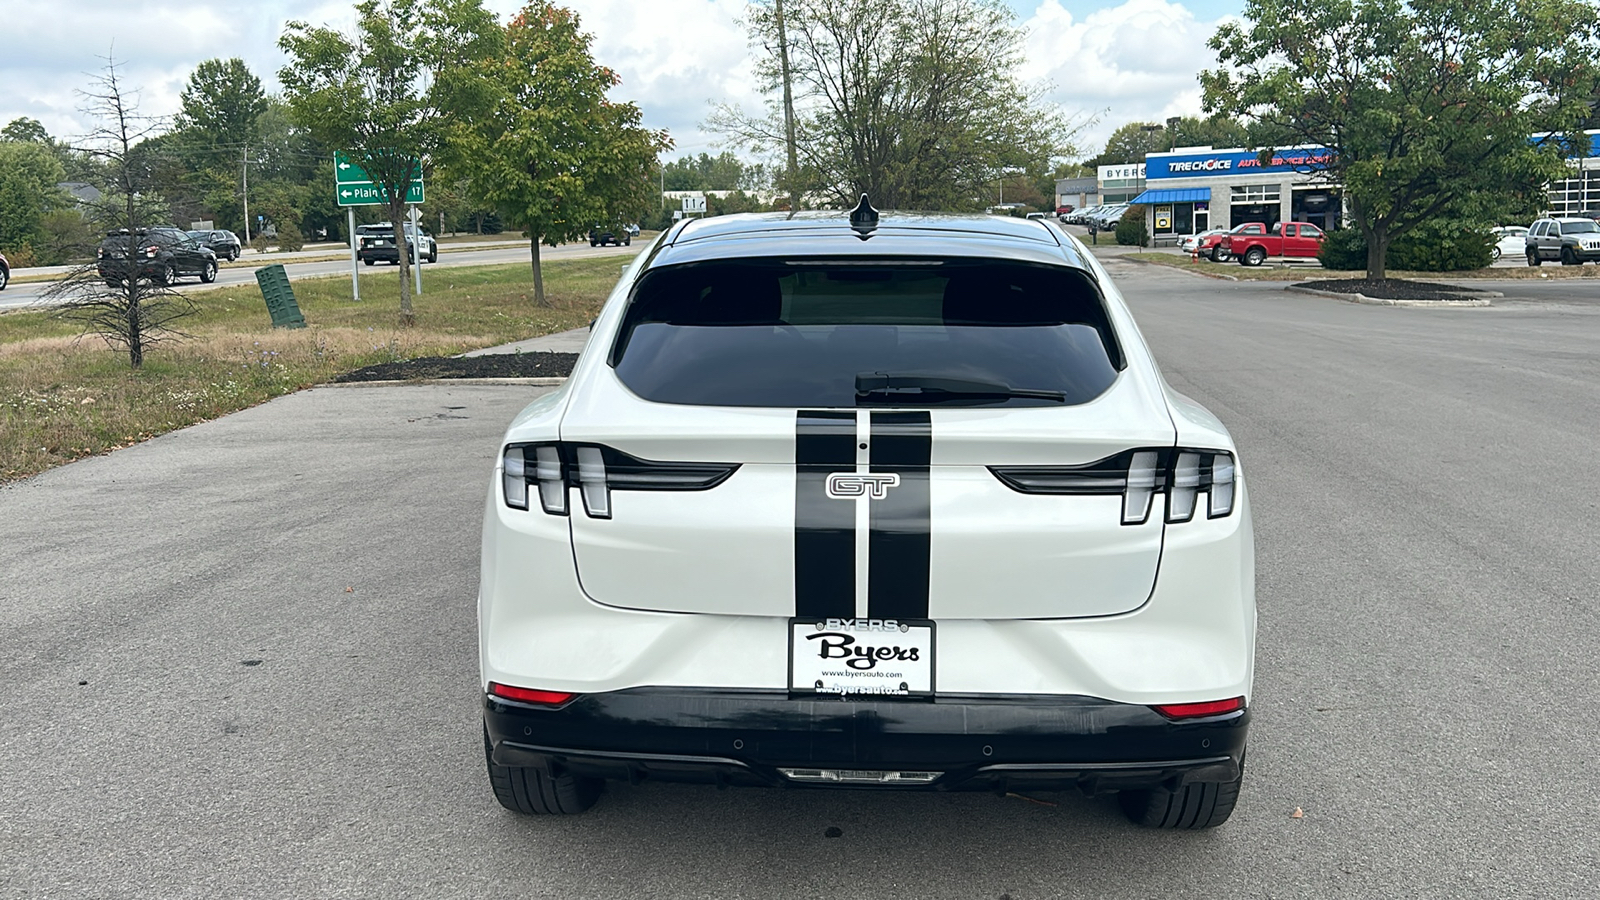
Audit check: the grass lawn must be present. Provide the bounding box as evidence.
[0,256,626,484]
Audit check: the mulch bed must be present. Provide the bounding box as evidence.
[333,351,578,382]
[1293,278,1490,301]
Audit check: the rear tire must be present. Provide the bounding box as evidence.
[155,264,174,286]
[1490,246,1501,260]
[484,729,602,815]
[1242,247,1266,267]
[0,266,8,290]
[1528,250,1541,267]
[1120,759,1244,829]
[364,259,375,266]
[200,260,218,283]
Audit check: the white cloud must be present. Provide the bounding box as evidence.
[1,0,1228,163]
[1020,0,1232,156]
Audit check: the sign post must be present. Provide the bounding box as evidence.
[334,153,425,299]
[410,205,422,296]
[348,207,360,301]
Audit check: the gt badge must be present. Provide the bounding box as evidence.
[825,472,900,500]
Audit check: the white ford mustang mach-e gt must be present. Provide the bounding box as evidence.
[480,201,1256,828]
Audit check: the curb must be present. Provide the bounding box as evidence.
[1284,285,1495,307]
[318,376,568,388]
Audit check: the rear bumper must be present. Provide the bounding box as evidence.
[484,688,1248,793]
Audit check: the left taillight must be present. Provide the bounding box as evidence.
[488,682,575,706]
[502,442,738,518]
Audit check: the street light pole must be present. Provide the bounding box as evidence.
[775,0,801,213]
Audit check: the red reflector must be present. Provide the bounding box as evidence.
[488,682,575,706]
[1151,697,1245,719]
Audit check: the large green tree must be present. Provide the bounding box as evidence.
[710,0,1077,210]
[445,2,669,305]
[1203,0,1600,279]
[279,0,503,324]
[0,140,69,258]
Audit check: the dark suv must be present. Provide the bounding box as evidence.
[357,223,438,265]
[588,224,631,247]
[97,228,218,286]
[1525,217,1600,266]
[186,229,242,261]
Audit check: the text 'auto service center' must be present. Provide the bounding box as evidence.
[1126,146,1340,244]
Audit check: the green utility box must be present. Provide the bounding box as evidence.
[254,264,306,329]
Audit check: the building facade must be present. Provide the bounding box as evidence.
[1128,146,1340,245]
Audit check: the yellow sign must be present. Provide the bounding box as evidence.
[1154,205,1172,230]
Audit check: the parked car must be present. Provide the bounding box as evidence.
[1222,221,1325,266]
[1025,212,1049,221]
[1095,204,1131,230]
[480,205,1256,829]
[357,222,438,265]
[1524,217,1600,266]
[0,251,8,291]
[624,223,641,237]
[1486,225,1528,261]
[588,224,631,247]
[96,227,218,286]
[186,229,242,261]
[1067,205,1101,226]
[1055,204,1075,217]
[1181,229,1229,259]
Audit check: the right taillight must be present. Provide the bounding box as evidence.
[989,447,1237,525]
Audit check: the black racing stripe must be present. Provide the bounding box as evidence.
[868,411,932,620]
[795,411,857,619]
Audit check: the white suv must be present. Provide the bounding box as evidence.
[479,201,1256,828]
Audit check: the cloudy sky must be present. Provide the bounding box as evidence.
[1,0,1240,162]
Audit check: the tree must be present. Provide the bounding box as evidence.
[710,0,1079,210]
[45,57,192,370]
[176,59,268,153]
[663,152,749,190]
[279,0,503,324]
[0,141,69,257]
[1202,0,1600,279]
[2,117,53,145]
[445,2,669,305]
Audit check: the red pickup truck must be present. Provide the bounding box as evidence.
[1221,221,1326,266]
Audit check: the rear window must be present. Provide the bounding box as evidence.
[610,259,1123,408]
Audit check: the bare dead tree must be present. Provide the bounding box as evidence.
[44,54,192,369]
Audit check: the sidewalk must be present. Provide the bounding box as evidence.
[462,325,591,357]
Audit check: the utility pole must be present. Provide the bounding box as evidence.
[775,0,801,213]
[241,147,251,247]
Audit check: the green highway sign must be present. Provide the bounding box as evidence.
[334,152,424,206]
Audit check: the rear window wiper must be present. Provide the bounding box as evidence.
[855,372,1066,404]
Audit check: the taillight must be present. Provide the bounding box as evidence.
[488,682,575,706]
[145,245,159,258]
[989,447,1237,524]
[1151,697,1245,719]
[502,442,739,516]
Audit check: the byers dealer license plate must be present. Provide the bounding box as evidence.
[789,618,935,697]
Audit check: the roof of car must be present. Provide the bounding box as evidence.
[652,211,1091,270]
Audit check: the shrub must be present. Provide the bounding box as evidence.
[1317,227,1366,270]
[1115,206,1148,246]
[276,222,305,252]
[1316,219,1493,272]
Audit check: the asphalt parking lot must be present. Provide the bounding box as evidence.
[2,261,1597,898]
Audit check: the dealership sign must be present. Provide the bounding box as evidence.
[1147,147,1332,179]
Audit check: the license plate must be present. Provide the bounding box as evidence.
[789,618,934,697]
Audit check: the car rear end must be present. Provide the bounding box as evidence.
[479,212,1254,827]
[358,226,401,264]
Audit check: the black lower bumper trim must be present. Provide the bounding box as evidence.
[484,688,1248,794]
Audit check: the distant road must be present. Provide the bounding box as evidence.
[0,241,640,312]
